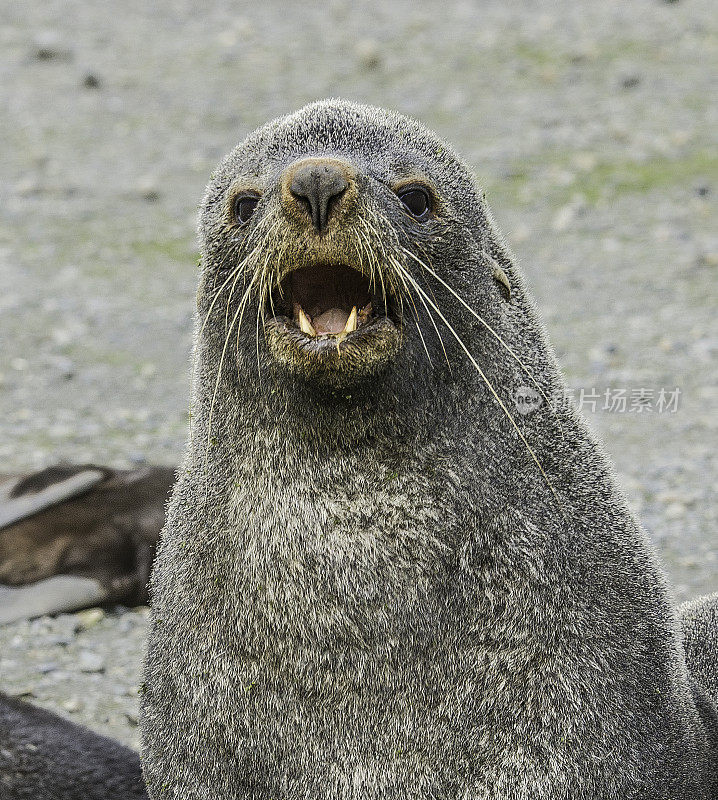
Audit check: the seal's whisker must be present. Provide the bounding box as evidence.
[364,214,389,299]
[388,255,418,320]
[228,257,264,343]
[224,258,248,334]
[222,217,281,332]
[400,246,557,417]
[199,228,270,342]
[236,269,262,381]
[385,255,432,365]
[360,207,445,368]
[255,285,264,382]
[190,240,247,450]
[357,219,385,309]
[265,239,292,321]
[200,213,282,465]
[390,255,447,360]
[362,209,409,318]
[361,214,405,334]
[355,221,376,295]
[203,288,251,496]
[273,241,292,305]
[367,233,379,298]
[399,267,565,517]
[240,208,282,254]
[202,250,246,338]
[413,320,433,365]
[389,256,449,370]
[367,211,403,306]
[254,250,276,382]
[412,242,450,340]
[210,233,246,284]
[232,265,262,342]
[239,214,284,324]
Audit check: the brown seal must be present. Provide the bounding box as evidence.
[0,464,174,623]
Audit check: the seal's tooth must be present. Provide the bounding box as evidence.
[298,306,316,337]
[343,306,358,334]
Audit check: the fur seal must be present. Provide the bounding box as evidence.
[0,464,174,623]
[0,692,147,799]
[141,100,718,799]
[681,594,718,705]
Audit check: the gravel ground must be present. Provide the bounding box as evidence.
[0,0,716,750]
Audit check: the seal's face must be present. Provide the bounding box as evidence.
[258,154,409,386]
[199,100,492,390]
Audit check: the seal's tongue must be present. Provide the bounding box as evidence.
[313,308,351,335]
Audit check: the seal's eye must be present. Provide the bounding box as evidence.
[233,193,260,225]
[397,187,431,221]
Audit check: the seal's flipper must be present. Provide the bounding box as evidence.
[0,467,106,530]
[680,592,718,701]
[0,692,148,799]
[0,576,107,625]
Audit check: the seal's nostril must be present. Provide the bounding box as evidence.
[289,162,349,232]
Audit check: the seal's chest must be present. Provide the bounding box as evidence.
[230,471,460,598]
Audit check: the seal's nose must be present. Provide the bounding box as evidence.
[289,160,349,233]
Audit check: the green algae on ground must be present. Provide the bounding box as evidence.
[483,150,718,207]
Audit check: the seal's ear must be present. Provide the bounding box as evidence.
[492,265,511,301]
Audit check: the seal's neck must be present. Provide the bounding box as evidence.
[268,377,453,446]
[192,337,462,460]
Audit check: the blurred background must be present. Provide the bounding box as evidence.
[0,0,716,744]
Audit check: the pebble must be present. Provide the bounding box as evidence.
[33,30,71,61]
[74,608,106,631]
[82,72,101,89]
[620,75,641,90]
[78,650,106,673]
[61,697,83,713]
[355,39,382,70]
[15,177,40,196]
[137,176,161,202]
[665,502,688,520]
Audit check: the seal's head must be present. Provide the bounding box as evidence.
[197,99,515,393]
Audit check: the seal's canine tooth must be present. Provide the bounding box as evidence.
[297,306,316,337]
[344,306,358,334]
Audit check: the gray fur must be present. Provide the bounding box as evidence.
[141,100,718,799]
[682,594,718,703]
[0,692,147,799]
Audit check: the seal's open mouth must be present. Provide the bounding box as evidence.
[268,263,395,342]
[263,262,402,386]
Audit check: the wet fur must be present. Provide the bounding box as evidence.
[141,100,718,799]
